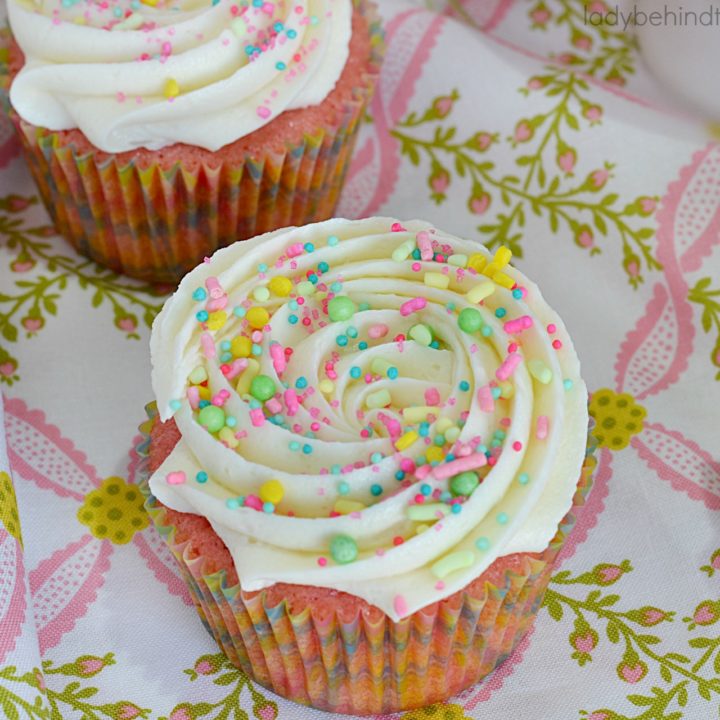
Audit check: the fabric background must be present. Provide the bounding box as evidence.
[0,1,718,719]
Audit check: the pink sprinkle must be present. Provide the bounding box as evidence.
[435,580,445,590]
[416,230,433,261]
[251,330,264,342]
[256,105,272,119]
[411,262,422,272]
[425,387,440,406]
[536,415,549,440]
[284,389,299,416]
[393,594,409,617]
[235,430,248,440]
[508,342,518,353]
[200,332,216,359]
[287,242,304,257]
[116,92,126,103]
[547,323,556,334]
[378,412,402,439]
[391,222,406,232]
[496,352,522,381]
[205,276,224,299]
[512,441,523,451]
[503,315,533,335]
[270,343,286,373]
[245,494,263,511]
[477,385,494,413]
[400,297,427,316]
[250,408,265,427]
[376,548,385,556]
[368,323,389,339]
[399,458,416,473]
[187,386,200,410]
[166,471,186,485]
[553,339,563,349]
[433,453,487,480]
[224,358,248,380]
[266,398,283,415]
[415,464,432,480]
[317,557,328,567]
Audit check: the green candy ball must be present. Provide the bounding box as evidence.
[330,534,358,564]
[328,296,356,322]
[458,308,483,334]
[250,374,276,402]
[198,405,226,433]
[450,471,480,497]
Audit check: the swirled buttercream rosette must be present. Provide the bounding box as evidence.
[141,217,594,713]
[0,0,383,282]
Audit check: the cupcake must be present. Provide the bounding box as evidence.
[140,217,594,714]
[0,0,382,284]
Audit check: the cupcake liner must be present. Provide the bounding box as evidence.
[0,1,383,284]
[136,402,597,714]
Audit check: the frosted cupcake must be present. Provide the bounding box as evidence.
[141,217,594,713]
[1,0,382,283]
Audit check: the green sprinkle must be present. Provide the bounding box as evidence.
[458,307,483,334]
[250,374,276,401]
[450,471,479,497]
[330,535,358,564]
[328,296,356,322]
[198,405,225,433]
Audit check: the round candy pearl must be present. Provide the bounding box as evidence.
[250,374,276,402]
[260,479,284,504]
[246,307,270,329]
[450,471,480,497]
[330,535,358,564]
[327,296,356,322]
[458,307,483,334]
[198,405,225,433]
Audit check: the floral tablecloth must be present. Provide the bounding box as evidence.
[1,1,719,719]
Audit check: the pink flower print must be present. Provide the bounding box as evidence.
[575,226,594,249]
[591,562,629,585]
[637,196,657,215]
[572,30,593,51]
[117,704,143,719]
[169,705,192,720]
[469,131,494,151]
[623,254,640,278]
[257,705,278,720]
[432,92,457,119]
[22,316,44,333]
[468,190,491,215]
[588,168,610,191]
[641,607,667,625]
[529,2,551,27]
[572,631,596,653]
[6,195,32,212]
[10,258,35,273]
[0,360,17,377]
[588,1,608,12]
[116,315,138,333]
[583,104,603,123]
[557,148,577,174]
[430,168,450,195]
[514,120,533,143]
[693,600,719,626]
[617,660,648,684]
[527,76,548,90]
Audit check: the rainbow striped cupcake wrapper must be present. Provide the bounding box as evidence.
[137,403,597,714]
[0,1,383,284]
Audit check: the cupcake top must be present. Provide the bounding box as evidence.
[7,0,351,152]
[148,217,589,621]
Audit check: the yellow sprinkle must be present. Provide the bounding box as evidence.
[482,261,501,278]
[260,480,284,505]
[395,431,419,452]
[334,499,366,515]
[426,446,444,463]
[415,523,431,535]
[218,427,239,448]
[253,286,270,302]
[206,310,228,331]
[296,281,315,296]
[163,78,180,99]
[188,366,207,384]
[246,307,269,330]
[467,253,487,273]
[319,379,335,394]
[366,389,391,409]
[197,385,211,401]
[231,335,252,358]
[268,276,293,297]
[236,359,260,395]
[499,381,514,399]
[424,271,450,290]
[141,0,159,5]
[431,550,475,579]
[73,15,86,23]
[406,503,449,521]
[112,12,143,30]
[435,417,454,434]
[402,406,434,424]
[392,239,415,262]
[448,254,468,268]
[370,357,393,376]
[528,359,553,384]
[445,426,461,443]
[466,280,495,304]
[494,271,515,289]
[493,246,512,268]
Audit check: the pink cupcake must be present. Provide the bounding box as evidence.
[0,0,382,283]
[139,217,595,713]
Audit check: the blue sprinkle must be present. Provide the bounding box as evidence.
[418,422,430,437]
[331,464,342,475]
[287,28,297,38]
[233,306,246,317]
[252,344,262,356]
[289,300,299,311]
[196,471,208,484]
[481,326,493,337]
[226,498,240,509]
[440,491,452,503]
[518,473,530,485]
[220,340,231,351]
[496,512,509,525]
[412,248,421,260]
[328,235,340,246]
[387,367,399,380]
[198,400,210,409]
[169,399,182,412]
[347,326,358,338]
[258,263,268,273]
[274,22,284,31]
[370,452,383,464]
[491,387,502,399]
[395,470,405,481]
[564,379,574,391]
[303,242,314,253]
[248,399,261,409]
[358,341,368,350]
[430,340,440,349]
[226,416,237,428]
[512,288,523,299]
[495,307,507,318]
[451,503,462,514]
[276,61,287,71]
[475,537,491,550]
[350,366,362,379]
[446,302,456,312]
[196,310,209,322]
[289,441,300,451]
[330,281,343,293]
[338,481,350,495]
[318,262,329,273]
[434,434,445,446]
[288,314,299,325]
[302,444,313,454]
[358,302,371,311]
[459,380,470,392]
[420,484,432,496]
[445,453,456,462]
[220,352,233,363]
[308,274,319,284]
[262,502,275,513]
[336,335,348,347]
[295,376,308,389]
[370,484,383,496]
[192,288,207,302]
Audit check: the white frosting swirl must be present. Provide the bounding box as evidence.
[7,0,351,152]
[148,217,588,620]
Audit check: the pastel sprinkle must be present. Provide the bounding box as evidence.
[393,594,409,617]
[431,550,475,579]
[503,315,533,334]
[496,352,522,381]
[409,323,432,346]
[528,359,553,384]
[400,297,427,316]
[466,281,495,304]
[166,471,186,485]
[536,415,549,440]
[395,431,419,451]
[330,535,358,564]
[424,272,450,289]
[406,503,449,521]
[432,453,487,479]
[477,385,495,413]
